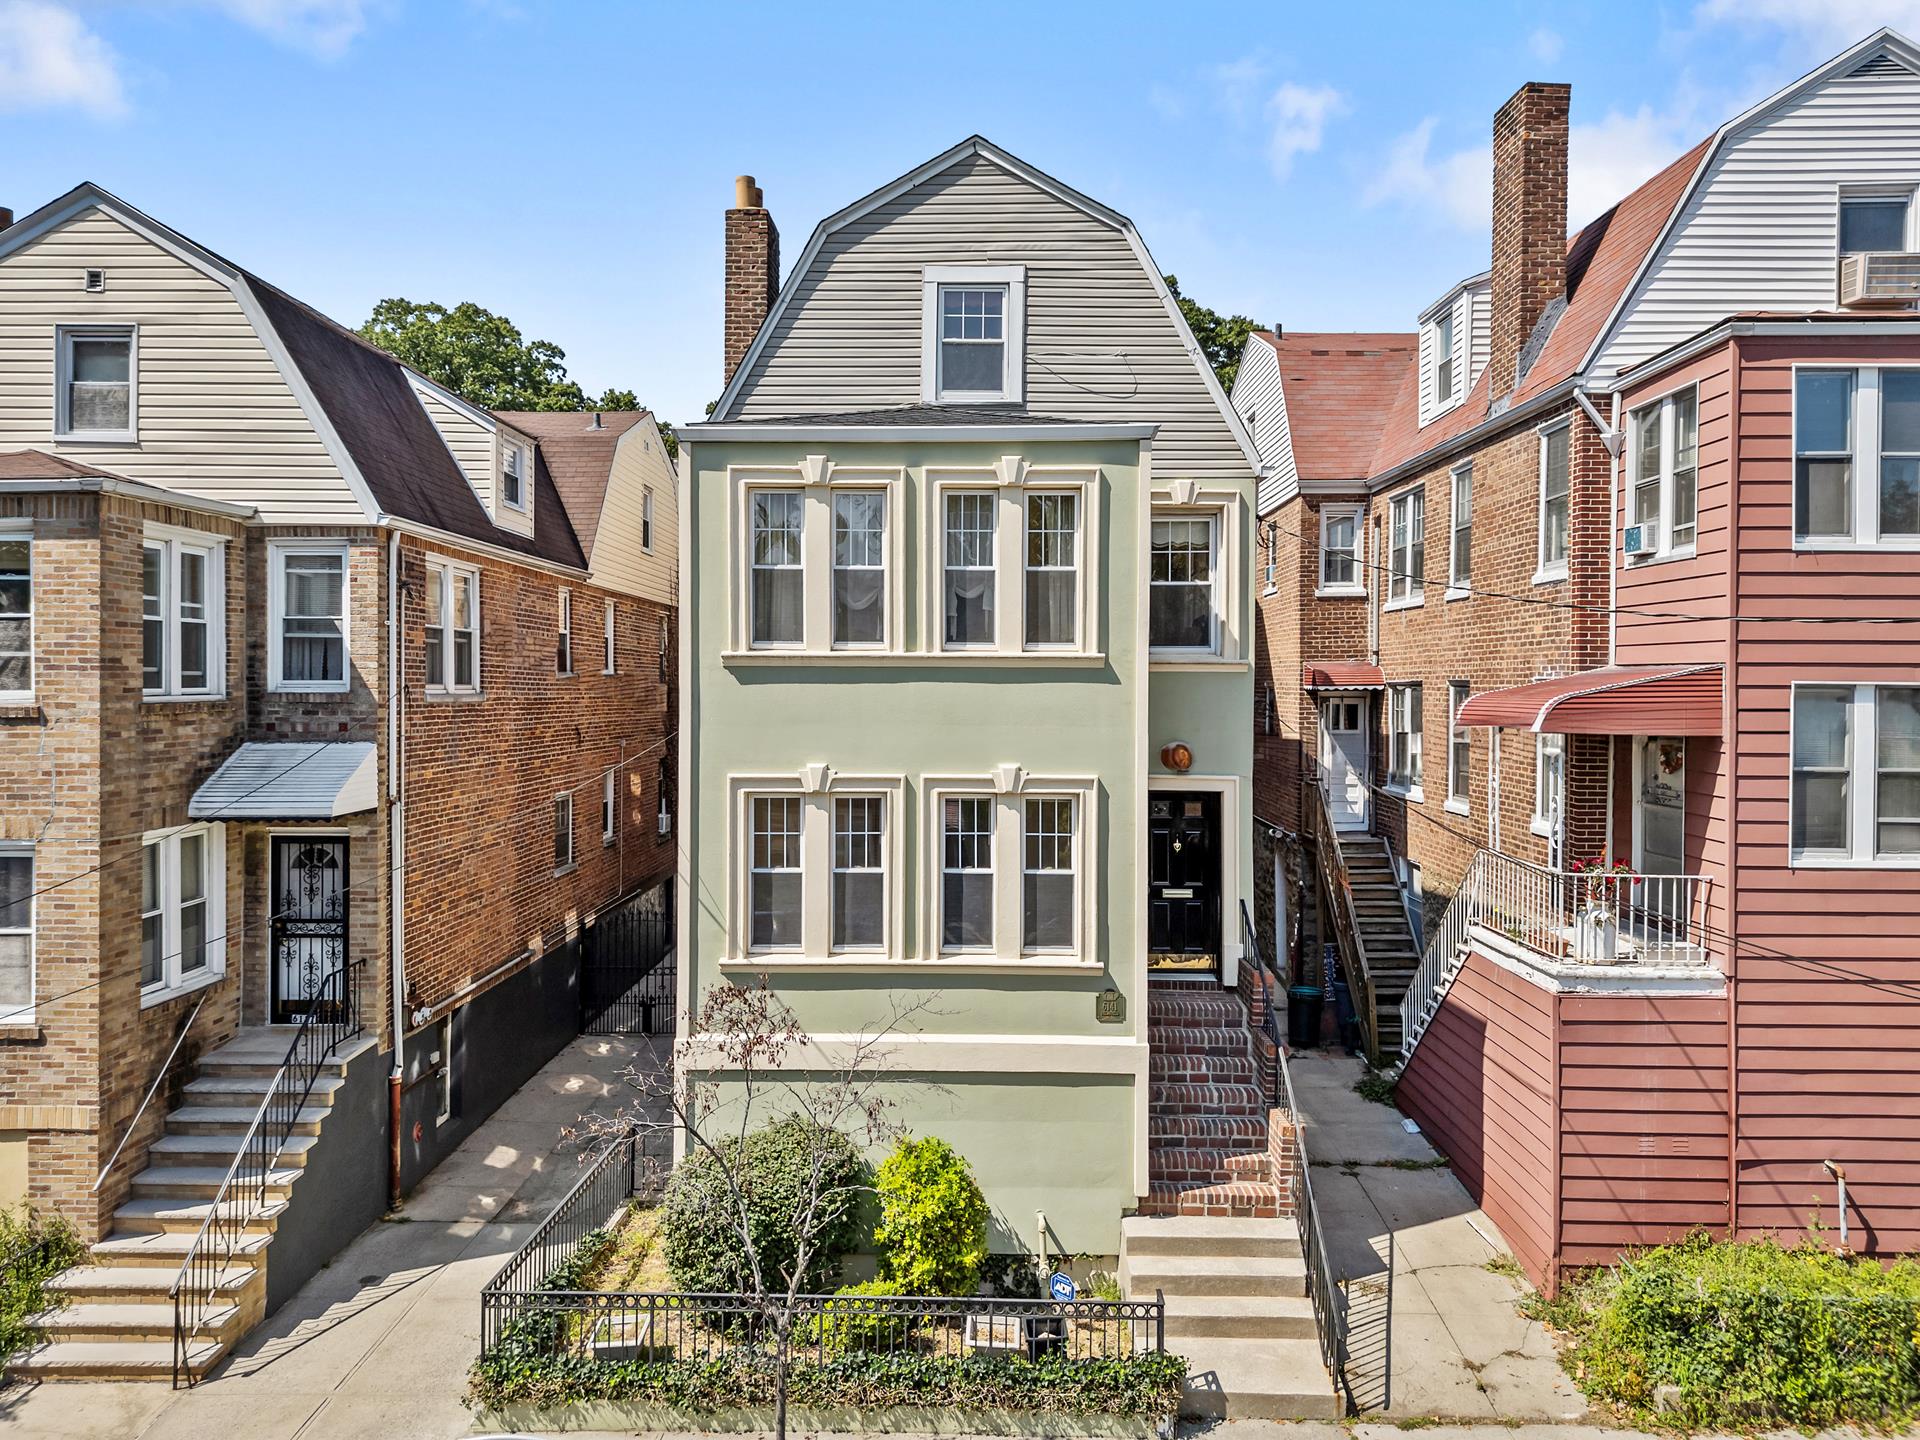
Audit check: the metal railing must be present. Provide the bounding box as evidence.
[1397,852,1487,1065]
[1477,850,1712,968]
[1305,777,1381,1064]
[1275,1036,1349,1409]
[484,1132,641,1325]
[580,892,675,1036]
[169,958,365,1386]
[96,990,207,1194]
[1237,900,1284,1106]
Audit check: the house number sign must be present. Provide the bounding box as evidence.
[1095,988,1125,1024]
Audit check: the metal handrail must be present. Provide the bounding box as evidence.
[169,958,364,1385]
[1238,899,1284,1105]
[1306,777,1381,1064]
[1276,1032,1349,1408]
[1395,851,1486,1069]
[95,991,207,1193]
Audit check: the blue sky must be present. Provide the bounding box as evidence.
[0,1,1906,424]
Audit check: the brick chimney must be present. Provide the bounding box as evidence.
[723,175,779,388]
[0,208,13,230]
[1488,82,1569,400]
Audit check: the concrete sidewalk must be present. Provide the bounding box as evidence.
[1286,1046,1588,1421]
[1,1031,665,1440]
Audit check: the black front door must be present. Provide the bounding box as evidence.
[1148,792,1219,971]
[270,836,348,1024]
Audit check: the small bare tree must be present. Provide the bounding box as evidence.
[575,979,936,1440]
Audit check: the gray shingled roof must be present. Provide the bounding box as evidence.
[735,405,1085,427]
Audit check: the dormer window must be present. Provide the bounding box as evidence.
[921,266,1026,405]
[501,441,528,511]
[1432,309,1455,406]
[1841,193,1911,254]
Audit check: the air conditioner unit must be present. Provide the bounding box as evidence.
[1839,252,1920,307]
[1623,522,1659,558]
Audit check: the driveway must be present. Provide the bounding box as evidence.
[2,1031,666,1440]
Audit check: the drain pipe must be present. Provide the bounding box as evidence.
[387,530,409,1210]
[1823,1160,1850,1252]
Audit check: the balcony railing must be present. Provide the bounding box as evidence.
[1475,850,1712,968]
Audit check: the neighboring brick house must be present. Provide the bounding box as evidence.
[1240,27,1920,1290]
[0,184,674,1378]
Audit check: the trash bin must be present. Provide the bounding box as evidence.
[1330,976,1361,1052]
[1287,985,1324,1049]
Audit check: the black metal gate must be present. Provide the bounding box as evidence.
[581,886,674,1035]
[270,836,348,1025]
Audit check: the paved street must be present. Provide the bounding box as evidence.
[1286,1047,1588,1421]
[0,1032,665,1440]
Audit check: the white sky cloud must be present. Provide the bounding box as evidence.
[202,0,369,59]
[1265,82,1346,180]
[1528,27,1564,64]
[1363,118,1489,230]
[1696,0,1920,50]
[0,0,125,117]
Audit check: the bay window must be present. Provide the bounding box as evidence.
[0,534,29,700]
[1538,421,1570,577]
[943,491,997,647]
[269,543,347,692]
[0,846,30,1023]
[751,489,805,646]
[1387,488,1424,605]
[833,491,887,647]
[423,558,479,693]
[1388,683,1423,795]
[1149,515,1216,650]
[140,825,224,1002]
[1792,683,1920,864]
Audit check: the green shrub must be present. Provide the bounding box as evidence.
[0,1204,83,1369]
[1535,1231,1920,1429]
[803,1277,919,1352]
[873,1136,988,1297]
[660,1115,868,1295]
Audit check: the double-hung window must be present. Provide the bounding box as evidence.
[0,534,29,701]
[143,533,222,697]
[1792,683,1920,864]
[832,491,887,647]
[641,488,655,552]
[1538,422,1570,578]
[751,489,805,646]
[1024,492,1079,648]
[0,846,31,1023]
[1628,387,1699,558]
[602,768,617,845]
[749,795,802,949]
[501,441,528,511]
[1388,683,1423,795]
[603,600,616,674]
[831,796,886,950]
[56,326,134,440]
[943,492,997,647]
[556,588,573,675]
[923,268,1024,404]
[941,796,995,951]
[1534,734,1567,850]
[553,792,574,871]
[1432,308,1456,407]
[423,559,479,693]
[1795,367,1920,545]
[1387,489,1424,605]
[1447,681,1470,811]
[1318,504,1362,594]
[1449,465,1472,593]
[270,543,348,692]
[140,825,223,1002]
[1149,516,1217,650]
[1022,797,1076,951]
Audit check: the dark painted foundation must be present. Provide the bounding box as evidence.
[265,1041,389,1313]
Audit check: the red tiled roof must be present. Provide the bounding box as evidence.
[493,409,652,560]
[1261,332,1414,482]
[1368,138,1713,479]
[1455,664,1722,734]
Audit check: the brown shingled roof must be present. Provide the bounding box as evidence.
[1367,138,1711,480]
[493,409,651,561]
[0,450,121,480]
[1260,332,1415,482]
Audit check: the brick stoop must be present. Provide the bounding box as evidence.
[1143,981,1291,1219]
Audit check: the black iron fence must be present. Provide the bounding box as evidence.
[581,888,674,1036]
[480,1131,1164,1365]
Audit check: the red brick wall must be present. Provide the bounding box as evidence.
[1489,83,1570,398]
[724,204,780,387]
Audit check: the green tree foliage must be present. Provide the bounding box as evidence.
[659,1114,869,1296]
[1,1204,82,1366]
[873,1136,989,1297]
[357,298,643,416]
[1165,274,1259,393]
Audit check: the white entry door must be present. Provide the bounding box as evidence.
[1322,697,1370,830]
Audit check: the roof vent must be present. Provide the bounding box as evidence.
[84,268,104,293]
[590,411,603,429]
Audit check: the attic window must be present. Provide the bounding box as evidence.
[502,441,528,511]
[1840,194,1911,255]
[1432,309,1456,405]
[921,265,1026,405]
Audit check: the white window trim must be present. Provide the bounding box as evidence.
[602,767,617,846]
[1531,733,1567,840]
[53,323,138,443]
[1835,186,1919,288]
[557,587,574,677]
[1445,680,1471,816]
[1148,509,1221,657]
[139,823,227,1009]
[928,467,1102,661]
[1316,502,1365,598]
[1386,683,1424,802]
[553,791,575,873]
[1419,295,1467,427]
[1626,383,1700,565]
[423,556,481,696]
[0,841,34,1025]
[602,598,616,675]
[726,774,908,962]
[832,487,892,651]
[920,264,1027,406]
[142,524,227,701]
[1789,680,1920,869]
[641,487,655,552]
[1150,487,1242,664]
[500,437,530,513]
[1791,364,1920,550]
[1021,488,1085,652]
[1446,462,1472,600]
[1535,418,1572,584]
[923,775,1097,963]
[1384,487,1425,612]
[267,540,351,695]
[0,522,33,704]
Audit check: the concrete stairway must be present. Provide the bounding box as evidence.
[1144,982,1281,1217]
[1337,836,1421,1056]
[1121,1215,1337,1420]
[9,1028,365,1383]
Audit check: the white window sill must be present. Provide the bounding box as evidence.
[1792,537,1920,552]
[269,685,351,696]
[932,392,1017,406]
[1444,797,1470,817]
[1314,585,1366,599]
[141,691,230,704]
[554,862,578,878]
[53,430,137,445]
[602,668,616,677]
[1444,584,1470,603]
[1382,594,1425,614]
[719,955,1102,974]
[1150,656,1247,673]
[721,649,1108,667]
[141,968,225,1011]
[1530,816,1554,838]
[1625,545,1698,567]
[1385,784,1424,804]
[602,835,617,848]
[1531,567,1567,587]
[1790,852,1920,870]
[0,692,36,706]
[423,688,485,703]
[557,671,576,680]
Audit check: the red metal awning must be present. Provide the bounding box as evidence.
[1303,661,1386,691]
[1455,664,1723,735]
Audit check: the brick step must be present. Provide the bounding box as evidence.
[1145,994,1246,1028]
[1149,1082,1268,1115]
[1147,1026,1255,1058]
[1150,1146,1265,1183]
[1138,1180,1284,1220]
[1150,1052,1255,1084]
[1149,1116,1268,1148]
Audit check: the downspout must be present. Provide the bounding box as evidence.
[1724,339,1743,1240]
[386,529,408,1210]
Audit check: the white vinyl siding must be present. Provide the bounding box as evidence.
[1231,337,1297,512]
[1594,47,1920,376]
[0,208,357,521]
[1418,281,1485,426]
[411,378,496,509]
[725,152,1252,485]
